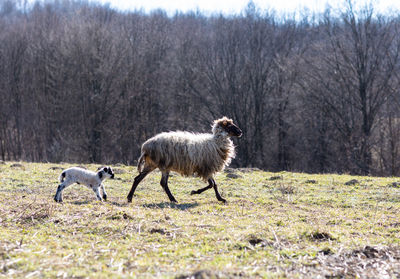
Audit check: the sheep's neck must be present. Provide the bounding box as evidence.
[213,133,232,147]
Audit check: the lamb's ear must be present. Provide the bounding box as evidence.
[103,167,108,172]
[98,172,103,179]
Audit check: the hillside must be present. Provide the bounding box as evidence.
[0,162,399,278]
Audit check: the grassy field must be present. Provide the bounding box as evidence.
[0,161,400,278]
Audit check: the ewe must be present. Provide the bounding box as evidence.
[127,117,242,203]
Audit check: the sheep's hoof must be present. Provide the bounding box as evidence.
[218,198,227,203]
[54,197,62,203]
[190,190,197,195]
[103,195,107,201]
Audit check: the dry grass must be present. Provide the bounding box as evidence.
[0,162,399,278]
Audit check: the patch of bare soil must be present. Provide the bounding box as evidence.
[226,173,242,179]
[290,245,400,278]
[49,166,64,170]
[176,270,222,279]
[305,179,317,184]
[344,179,359,185]
[10,163,25,169]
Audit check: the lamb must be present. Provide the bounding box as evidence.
[54,166,114,202]
[127,116,242,203]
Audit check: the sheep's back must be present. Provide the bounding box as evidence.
[142,131,233,179]
[63,167,99,186]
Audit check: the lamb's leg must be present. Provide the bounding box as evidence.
[92,186,102,201]
[190,179,213,195]
[127,167,154,202]
[210,178,226,203]
[100,184,107,201]
[54,180,73,202]
[160,171,178,203]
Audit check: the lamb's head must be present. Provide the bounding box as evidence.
[212,117,242,138]
[98,166,115,179]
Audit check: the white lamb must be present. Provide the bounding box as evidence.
[54,166,115,202]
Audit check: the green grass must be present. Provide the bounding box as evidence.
[0,162,400,278]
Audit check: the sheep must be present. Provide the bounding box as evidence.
[127,116,242,203]
[54,166,114,202]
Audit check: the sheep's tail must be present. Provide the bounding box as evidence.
[137,153,146,173]
[58,171,66,183]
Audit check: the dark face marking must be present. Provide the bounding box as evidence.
[98,172,103,179]
[220,121,243,137]
[106,167,114,178]
[227,124,242,137]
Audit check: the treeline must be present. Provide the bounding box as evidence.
[1,0,400,175]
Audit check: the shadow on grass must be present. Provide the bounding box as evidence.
[142,202,199,210]
[110,201,131,207]
[71,200,91,205]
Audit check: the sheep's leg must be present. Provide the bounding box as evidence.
[92,186,102,201]
[160,171,178,203]
[127,167,154,202]
[190,179,213,195]
[100,184,107,201]
[210,178,226,203]
[54,180,73,202]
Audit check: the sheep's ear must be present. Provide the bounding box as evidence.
[103,167,108,172]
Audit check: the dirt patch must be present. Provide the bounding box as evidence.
[246,235,272,247]
[107,212,133,220]
[306,231,335,242]
[176,270,221,279]
[318,247,334,255]
[149,228,166,234]
[388,182,400,188]
[226,173,242,179]
[277,185,295,195]
[305,179,317,184]
[269,175,283,181]
[49,166,64,170]
[345,179,359,185]
[290,245,400,278]
[10,163,25,169]
[351,245,380,259]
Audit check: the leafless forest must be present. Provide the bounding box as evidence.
[1,0,400,175]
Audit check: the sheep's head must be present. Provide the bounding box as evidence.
[98,166,115,179]
[212,117,242,137]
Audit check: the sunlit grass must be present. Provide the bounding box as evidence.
[0,162,399,278]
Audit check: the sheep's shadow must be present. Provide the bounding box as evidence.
[142,202,199,210]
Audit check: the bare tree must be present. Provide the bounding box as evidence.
[302,2,400,174]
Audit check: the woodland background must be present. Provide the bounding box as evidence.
[1,0,400,176]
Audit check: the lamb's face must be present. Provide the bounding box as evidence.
[214,117,243,138]
[102,167,115,179]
